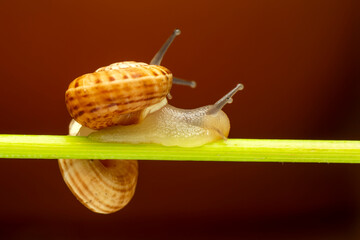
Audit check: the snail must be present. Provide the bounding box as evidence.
[59,29,243,214]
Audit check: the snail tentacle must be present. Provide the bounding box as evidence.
[150,29,181,65]
[173,77,197,88]
[149,29,196,88]
[206,83,244,115]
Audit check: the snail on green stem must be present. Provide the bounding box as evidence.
[59,29,243,214]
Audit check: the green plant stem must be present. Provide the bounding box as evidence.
[0,134,359,163]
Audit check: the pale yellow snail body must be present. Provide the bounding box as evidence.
[59,29,243,214]
[89,84,243,147]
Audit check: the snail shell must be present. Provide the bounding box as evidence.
[58,159,138,214]
[65,61,172,130]
[59,120,138,214]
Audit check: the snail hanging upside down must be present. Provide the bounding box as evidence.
[59,29,244,214]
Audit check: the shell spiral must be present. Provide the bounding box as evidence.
[65,61,173,130]
[58,120,139,214]
[58,158,138,214]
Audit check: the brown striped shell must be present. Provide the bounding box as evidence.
[59,120,138,214]
[65,61,172,130]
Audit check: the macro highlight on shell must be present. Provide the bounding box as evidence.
[59,29,244,214]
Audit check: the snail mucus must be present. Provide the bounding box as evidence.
[59,29,244,214]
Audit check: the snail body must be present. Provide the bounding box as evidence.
[89,105,229,147]
[89,84,243,147]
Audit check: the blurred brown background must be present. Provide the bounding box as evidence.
[0,0,359,239]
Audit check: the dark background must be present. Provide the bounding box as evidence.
[0,0,359,239]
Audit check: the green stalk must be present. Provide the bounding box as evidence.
[0,134,359,163]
